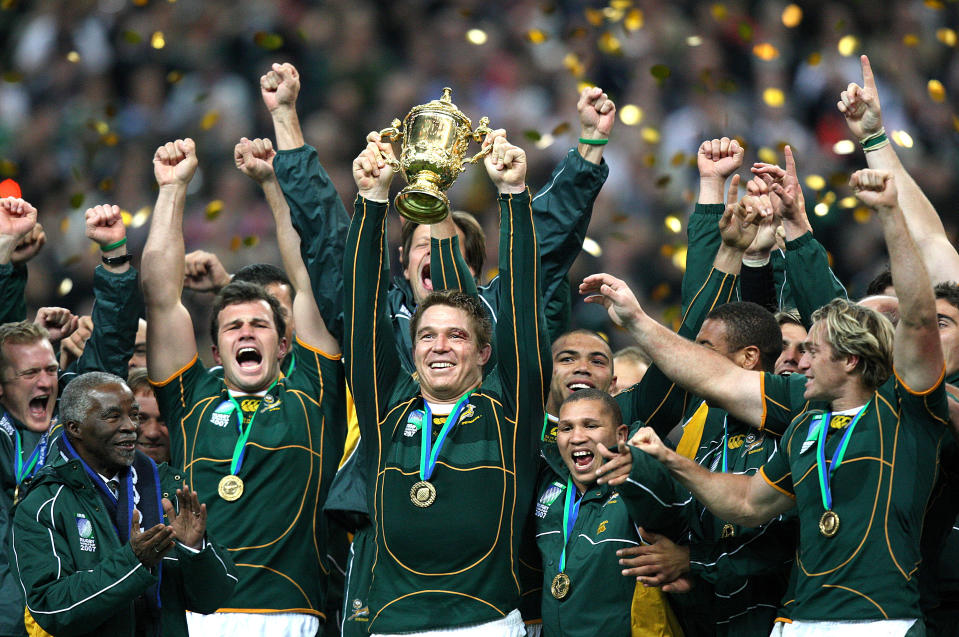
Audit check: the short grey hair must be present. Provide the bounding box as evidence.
[60,372,128,437]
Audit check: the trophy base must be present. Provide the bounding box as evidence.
[395,184,451,225]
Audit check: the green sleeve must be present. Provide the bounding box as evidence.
[431,235,478,296]
[618,446,692,539]
[616,267,739,435]
[62,266,142,382]
[688,511,798,583]
[343,197,404,470]
[493,190,551,455]
[760,372,809,437]
[771,249,789,310]
[12,500,156,635]
[531,149,608,340]
[274,145,351,344]
[0,263,27,324]
[783,232,848,327]
[681,203,725,314]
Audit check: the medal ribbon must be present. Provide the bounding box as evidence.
[227,379,278,476]
[721,416,729,473]
[14,429,49,484]
[420,392,472,481]
[558,476,583,573]
[815,401,870,511]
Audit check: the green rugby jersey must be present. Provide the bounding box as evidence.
[343,191,549,633]
[758,370,949,621]
[152,338,345,617]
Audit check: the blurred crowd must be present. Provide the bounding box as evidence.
[0,0,957,352]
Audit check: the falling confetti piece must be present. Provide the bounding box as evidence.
[891,130,914,148]
[762,87,785,107]
[120,210,132,226]
[2,71,23,83]
[936,28,956,46]
[92,120,109,135]
[466,29,487,45]
[643,153,656,167]
[655,175,672,188]
[576,81,595,94]
[132,0,148,6]
[753,43,779,61]
[598,32,622,55]
[928,79,946,102]
[103,133,119,146]
[672,246,688,270]
[619,104,642,125]
[839,196,858,209]
[131,207,151,228]
[563,53,585,77]
[711,3,728,21]
[523,130,542,142]
[66,51,80,63]
[814,202,829,216]
[582,237,602,257]
[832,139,856,155]
[70,193,85,209]
[686,35,703,46]
[602,6,625,22]
[0,160,18,178]
[60,218,70,233]
[551,122,571,136]
[757,147,778,164]
[624,8,643,31]
[641,127,661,144]
[58,278,73,296]
[821,191,837,206]
[650,64,671,83]
[230,236,242,251]
[953,115,959,132]
[166,71,182,84]
[782,4,802,27]
[903,34,919,47]
[206,200,224,220]
[98,177,115,192]
[924,0,945,8]
[837,35,858,57]
[88,242,99,255]
[584,8,604,26]
[853,207,872,223]
[651,282,671,301]
[535,134,555,150]
[200,110,220,130]
[526,29,547,43]
[738,22,753,42]
[151,31,165,49]
[805,175,826,190]
[670,152,686,167]
[807,52,822,66]
[243,236,259,247]
[253,32,284,50]
[1,0,17,9]
[665,215,682,233]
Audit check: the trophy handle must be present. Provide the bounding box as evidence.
[375,119,403,170]
[462,116,494,166]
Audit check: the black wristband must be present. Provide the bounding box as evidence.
[101,253,132,266]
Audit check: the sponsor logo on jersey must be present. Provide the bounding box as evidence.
[535,481,565,518]
[76,514,96,552]
[404,410,424,437]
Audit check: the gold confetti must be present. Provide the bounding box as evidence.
[781,4,802,27]
[891,130,914,148]
[660,245,675,257]
[150,31,165,49]
[599,32,622,55]
[92,120,109,135]
[839,196,858,209]
[763,87,785,107]
[465,29,487,45]
[132,0,148,5]
[619,104,642,125]
[686,35,703,47]
[526,29,547,43]
[807,52,822,66]
[584,8,604,26]
[88,242,99,255]
[924,0,945,8]
[131,207,150,228]
[229,236,242,251]
[937,28,956,46]
[953,115,959,132]
[813,202,829,217]
[610,0,633,9]
[60,218,70,233]
[901,34,918,47]
[120,210,133,226]
[57,278,73,297]
[711,3,728,21]
[102,132,118,146]
[821,191,837,206]
[2,71,23,83]
[200,110,220,130]
[98,177,115,192]
[832,140,856,155]
[665,215,682,233]
[757,147,778,164]
[582,237,602,257]
[206,200,224,220]
[640,127,661,144]
[602,6,625,21]
[253,32,284,50]
[672,246,688,271]
[552,122,571,136]
[853,207,872,223]
[66,51,80,63]
[70,193,85,209]
[837,35,858,57]
[624,8,643,31]
[576,81,595,94]
[670,152,686,167]
[753,43,779,61]
[564,53,585,77]
[535,134,555,150]
[1,0,17,9]
[651,282,671,301]
[166,71,182,84]
[643,153,656,167]
[805,175,826,190]
[243,236,259,247]
[928,79,946,102]
[650,64,671,83]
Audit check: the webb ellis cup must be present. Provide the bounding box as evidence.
[378,87,493,224]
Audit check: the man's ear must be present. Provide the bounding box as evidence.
[616,423,629,444]
[277,337,289,362]
[478,343,492,367]
[843,354,861,374]
[608,375,618,396]
[739,346,762,371]
[65,420,82,442]
[211,345,222,366]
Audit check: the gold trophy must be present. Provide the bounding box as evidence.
[378,88,493,224]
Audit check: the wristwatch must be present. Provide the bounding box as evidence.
[101,253,133,266]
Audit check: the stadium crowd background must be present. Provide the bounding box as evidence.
[0,0,957,353]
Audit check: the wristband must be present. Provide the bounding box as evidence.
[742,255,771,268]
[578,137,609,145]
[101,237,127,251]
[859,127,887,149]
[862,135,890,152]
[101,253,132,266]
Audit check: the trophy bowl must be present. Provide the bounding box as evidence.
[378,88,493,224]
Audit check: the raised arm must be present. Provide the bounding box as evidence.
[0,198,39,324]
[141,139,200,383]
[851,169,943,391]
[581,273,766,426]
[264,63,351,343]
[839,55,959,284]
[234,137,339,354]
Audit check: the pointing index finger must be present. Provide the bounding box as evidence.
[860,55,876,93]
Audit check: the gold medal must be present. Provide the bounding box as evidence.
[218,475,244,501]
[410,480,436,508]
[551,573,571,600]
[721,523,735,538]
[819,510,839,537]
[13,484,19,506]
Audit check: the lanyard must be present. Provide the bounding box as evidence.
[420,392,472,481]
[721,416,729,473]
[14,428,49,484]
[559,476,584,573]
[815,402,870,511]
[227,379,278,476]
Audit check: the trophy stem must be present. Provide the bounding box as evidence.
[394,170,451,224]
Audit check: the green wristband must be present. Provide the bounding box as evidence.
[101,237,127,251]
[578,137,609,145]
[861,133,888,150]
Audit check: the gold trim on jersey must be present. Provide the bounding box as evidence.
[294,335,342,360]
[149,353,199,388]
[372,589,506,624]
[233,563,315,609]
[821,584,888,618]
